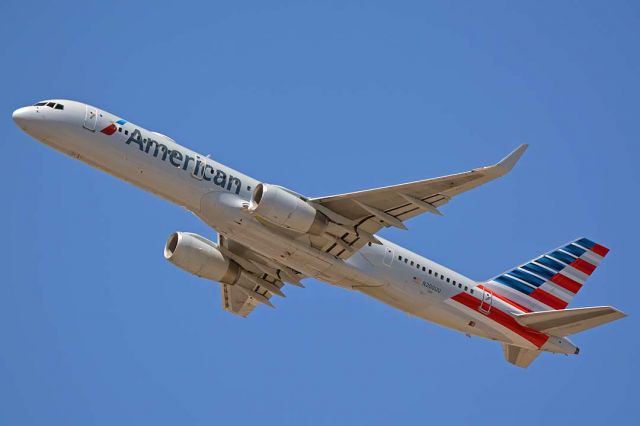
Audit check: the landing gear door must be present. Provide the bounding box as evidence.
[479,288,492,314]
[83,105,98,131]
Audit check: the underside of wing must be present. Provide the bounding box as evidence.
[222,283,259,318]
[217,234,307,317]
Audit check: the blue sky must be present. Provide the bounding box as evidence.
[1,1,638,424]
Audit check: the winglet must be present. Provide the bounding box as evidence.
[494,144,528,175]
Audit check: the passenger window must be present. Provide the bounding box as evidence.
[125,130,129,135]
[464,286,468,291]
[446,278,450,283]
[410,261,414,266]
[422,266,426,272]
[404,259,408,263]
[398,256,402,260]
[458,283,462,288]
[417,264,420,269]
[429,269,432,274]
[470,289,474,294]
[118,127,122,132]
[453,280,456,285]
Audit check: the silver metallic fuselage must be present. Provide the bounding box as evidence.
[12,99,576,354]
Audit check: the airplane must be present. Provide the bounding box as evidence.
[12,99,626,368]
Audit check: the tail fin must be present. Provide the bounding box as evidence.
[513,306,626,336]
[484,237,610,312]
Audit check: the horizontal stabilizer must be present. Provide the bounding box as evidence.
[514,306,626,336]
[502,344,540,368]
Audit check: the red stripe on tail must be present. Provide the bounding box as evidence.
[529,288,568,309]
[591,244,610,257]
[550,274,582,294]
[571,258,596,275]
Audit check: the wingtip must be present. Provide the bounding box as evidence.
[611,307,628,318]
[495,144,528,174]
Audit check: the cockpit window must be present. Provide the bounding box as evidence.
[33,101,65,110]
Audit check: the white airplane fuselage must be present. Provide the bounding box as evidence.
[13,99,578,356]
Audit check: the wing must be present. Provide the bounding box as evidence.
[309,145,527,258]
[217,234,306,317]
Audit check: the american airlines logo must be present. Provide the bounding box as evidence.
[100,119,127,135]
[101,122,243,194]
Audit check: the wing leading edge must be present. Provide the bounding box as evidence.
[309,145,528,256]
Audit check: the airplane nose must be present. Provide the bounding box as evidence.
[12,107,31,126]
[12,106,45,130]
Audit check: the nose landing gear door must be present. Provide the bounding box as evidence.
[83,105,98,131]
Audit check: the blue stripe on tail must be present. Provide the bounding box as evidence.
[576,238,596,250]
[495,275,535,295]
[509,269,545,287]
[537,256,564,272]
[563,244,586,257]
[548,250,576,265]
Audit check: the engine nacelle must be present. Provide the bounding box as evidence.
[249,183,328,234]
[164,232,239,283]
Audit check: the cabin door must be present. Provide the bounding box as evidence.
[83,105,98,131]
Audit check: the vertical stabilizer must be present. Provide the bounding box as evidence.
[485,237,609,312]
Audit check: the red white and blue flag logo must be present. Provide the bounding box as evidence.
[100,119,127,135]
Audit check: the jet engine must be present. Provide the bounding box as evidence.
[248,183,328,234]
[164,232,239,283]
